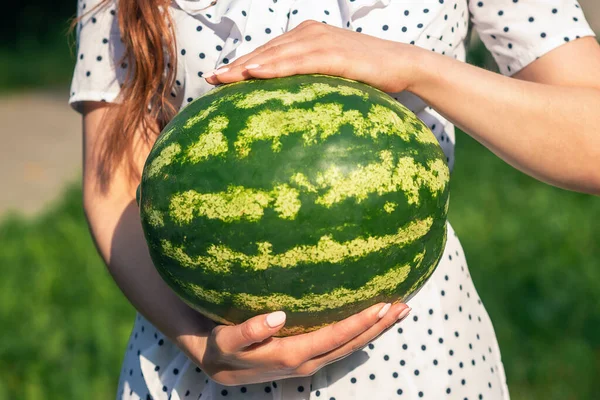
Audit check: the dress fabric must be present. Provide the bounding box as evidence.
[69,0,595,399]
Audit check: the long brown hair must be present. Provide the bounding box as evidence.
[71,0,178,192]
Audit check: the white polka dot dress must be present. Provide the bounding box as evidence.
[69,1,596,399]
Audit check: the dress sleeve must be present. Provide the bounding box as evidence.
[469,0,596,76]
[69,0,127,113]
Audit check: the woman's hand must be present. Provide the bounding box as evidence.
[204,20,600,195]
[204,20,422,93]
[177,302,410,386]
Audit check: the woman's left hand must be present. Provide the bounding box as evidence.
[204,20,422,93]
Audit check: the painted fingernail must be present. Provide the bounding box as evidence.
[244,63,261,69]
[377,303,392,319]
[397,307,411,321]
[266,311,286,328]
[212,67,229,76]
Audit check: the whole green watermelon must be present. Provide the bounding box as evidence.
[138,74,450,336]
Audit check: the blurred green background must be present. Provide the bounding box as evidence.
[0,1,599,399]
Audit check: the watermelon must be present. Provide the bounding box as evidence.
[137,74,450,336]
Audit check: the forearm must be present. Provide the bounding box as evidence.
[84,193,214,346]
[406,46,600,195]
[80,101,214,349]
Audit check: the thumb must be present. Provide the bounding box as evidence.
[221,311,287,352]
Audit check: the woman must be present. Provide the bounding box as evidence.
[70,0,600,399]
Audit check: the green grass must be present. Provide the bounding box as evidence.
[0,30,75,92]
[0,185,134,400]
[449,131,600,400]
[0,130,599,399]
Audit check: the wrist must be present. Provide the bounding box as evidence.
[172,307,215,361]
[172,305,214,342]
[403,45,440,95]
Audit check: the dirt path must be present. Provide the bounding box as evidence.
[1,3,598,218]
[0,90,81,217]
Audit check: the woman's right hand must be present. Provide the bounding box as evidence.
[177,302,411,386]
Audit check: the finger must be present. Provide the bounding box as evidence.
[226,29,306,69]
[223,40,287,71]
[208,45,339,86]
[205,21,328,84]
[205,37,321,84]
[299,304,411,374]
[280,302,402,364]
[242,48,341,79]
[226,19,321,68]
[215,311,287,353]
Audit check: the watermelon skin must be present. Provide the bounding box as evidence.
[138,74,450,336]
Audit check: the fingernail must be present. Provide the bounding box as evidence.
[377,303,392,319]
[266,311,286,328]
[244,63,261,70]
[213,67,229,75]
[397,307,411,321]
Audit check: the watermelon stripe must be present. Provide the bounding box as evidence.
[235,103,353,157]
[148,186,446,259]
[164,150,448,226]
[180,81,244,130]
[180,79,369,132]
[234,103,436,159]
[184,115,229,163]
[145,206,165,228]
[152,74,411,152]
[171,251,424,313]
[159,217,432,273]
[149,116,230,179]
[153,125,177,148]
[156,132,445,199]
[180,230,446,336]
[146,143,181,178]
[169,184,301,224]
[383,201,398,213]
[158,229,443,298]
[313,152,448,208]
[183,103,219,129]
[232,82,368,109]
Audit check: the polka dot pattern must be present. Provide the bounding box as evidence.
[69,1,596,399]
[469,0,595,75]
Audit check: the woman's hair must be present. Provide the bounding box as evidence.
[71,0,179,191]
